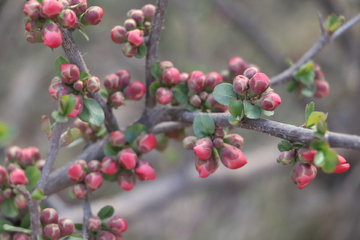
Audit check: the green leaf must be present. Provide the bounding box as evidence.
[151,61,161,79]
[41,115,52,135]
[193,114,215,138]
[243,101,261,119]
[97,205,115,220]
[185,103,198,112]
[103,143,120,157]
[172,83,189,104]
[60,95,77,116]
[316,121,328,135]
[95,127,107,137]
[310,140,329,151]
[25,166,41,191]
[69,232,84,238]
[125,124,147,143]
[99,88,109,99]
[74,224,83,231]
[306,111,327,128]
[52,111,68,123]
[3,224,31,234]
[67,137,84,148]
[37,235,45,240]
[78,29,89,41]
[79,72,89,81]
[228,99,244,118]
[322,148,339,173]
[135,45,147,59]
[78,97,105,126]
[277,140,293,152]
[55,56,69,77]
[1,197,18,217]
[305,102,315,121]
[20,212,31,229]
[262,110,274,117]
[0,219,13,233]
[301,87,315,97]
[68,188,77,200]
[149,82,160,96]
[31,189,46,200]
[314,151,325,167]
[212,83,237,106]
[286,81,299,93]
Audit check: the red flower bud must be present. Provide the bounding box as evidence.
[189,94,202,107]
[136,134,157,154]
[109,131,126,147]
[195,149,219,178]
[87,216,102,232]
[215,128,226,138]
[29,146,41,160]
[277,151,295,165]
[199,91,208,102]
[110,92,125,107]
[111,26,127,44]
[298,147,317,163]
[218,143,247,169]
[122,42,137,57]
[82,6,103,26]
[19,148,35,166]
[68,163,86,183]
[228,57,247,75]
[142,4,156,22]
[124,81,146,100]
[58,9,76,28]
[14,194,27,209]
[117,148,138,170]
[68,95,83,118]
[314,64,325,80]
[101,157,119,175]
[0,233,11,240]
[107,215,128,235]
[205,72,223,90]
[162,67,180,85]
[204,94,228,112]
[314,80,329,98]
[0,166,7,185]
[58,218,74,237]
[249,73,270,96]
[9,169,28,186]
[259,92,281,111]
[243,67,260,80]
[187,71,206,93]
[98,231,116,240]
[333,155,350,173]
[135,160,156,181]
[183,136,198,150]
[159,61,173,74]
[42,22,64,48]
[36,159,46,171]
[130,10,144,24]
[72,184,88,198]
[23,0,41,19]
[43,224,60,239]
[87,160,101,172]
[85,172,103,191]
[7,146,22,162]
[291,162,317,189]
[69,0,87,15]
[115,70,131,88]
[117,170,136,191]
[25,30,42,44]
[179,72,189,83]
[74,118,88,132]
[49,76,69,100]
[86,76,100,93]
[13,233,29,240]
[41,0,63,19]
[127,29,144,47]
[40,208,59,225]
[7,163,20,173]
[3,189,13,198]
[124,18,137,30]
[156,87,173,104]
[212,137,223,148]
[233,75,249,95]
[194,138,213,160]
[73,80,83,91]
[74,159,87,168]
[25,19,38,32]
[59,0,69,8]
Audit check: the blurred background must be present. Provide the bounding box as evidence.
[1,0,360,239]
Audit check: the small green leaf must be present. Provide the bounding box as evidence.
[55,56,69,77]
[151,61,161,79]
[149,82,160,96]
[79,72,89,81]
[0,219,13,233]
[243,101,261,119]
[310,140,329,151]
[314,151,325,167]
[98,205,115,220]
[20,213,30,229]
[172,83,189,104]
[1,197,18,217]
[316,121,327,134]
[3,224,31,234]
[69,232,84,238]
[286,81,299,93]
[78,97,105,126]
[103,143,120,157]
[228,99,244,118]
[306,111,327,128]
[277,140,293,152]
[185,103,198,112]
[74,224,83,231]
[67,138,84,148]
[193,114,215,138]
[305,102,315,121]
[212,83,237,106]
[135,45,147,59]
[125,124,147,143]
[322,148,339,173]
[31,189,46,200]
[60,95,77,116]
[301,87,315,97]
[25,166,41,191]
[68,188,77,200]
[52,111,68,123]
[262,110,274,117]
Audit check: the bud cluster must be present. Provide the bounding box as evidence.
[87,214,127,239]
[220,56,259,83]
[103,70,146,108]
[111,4,156,58]
[40,208,75,239]
[23,0,103,48]
[73,118,107,142]
[183,128,247,178]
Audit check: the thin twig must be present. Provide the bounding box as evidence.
[82,197,92,239]
[270,13,360,87]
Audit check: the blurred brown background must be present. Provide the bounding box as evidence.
[1,0,360,239]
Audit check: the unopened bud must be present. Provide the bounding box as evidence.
[72,184,88,199]
[107,215,128,235]
[43,224,60,239]
[117,170,136,191]
[36,159,46,171]
[115,70,131,88]
[259,92,281,111]
[13,233,29,240]
[179,73,189,83]
[243,67,260,80]
[117,148,138,170]
[14,194,27,209]
[215,128,226,138]
[333,155,350,174]
[7,146,22,162]
[109,131,126,147]
[81,6,103,26]
[0,166,7,185]
[188,71,206,93]
[111,26,127,44]
[298,147,317,163]
[124,81,146,100]
[110,92,125,108]
[204,94,228,112]
[69,0,87,15]
[122,42,137,57]
[162,67,180,85]
[189,94,202,107]
[159,61,174,74]
[199,91,208,102]
[85,172,103,191]
[130,10,144,24]
[124,18,137,30]
[101,156,119,175]
[87,216,102,232]
[73,80,83,91]
[127,29,144,47]
[58,218,74,237]
[205,72,223,90]
[249,73,270,96]
[314,80,329,98]
[142,4,156,22]
[183,136,198,150]
[136,134,157,154]
[233,75,249,94]
[135,160,156,181]
[60,64,80,84]
[40,208,59,225]
[228,57,247,75]
[87,160,101,172]
[277,151,295,165]
[194,138,213,160]
[23,0,41,19]
[68,163,86,183]
[9,169,28,186]
[98,231,116,240]
[291,162,317,189]
[218,143,247,169]
[42,22,64,48]
[195,149,219,178]
[3,189,13,198]
[212,137,223,148]
[41,0,63,19]
[58,9,76,28]
[87,76,101,93]
[156,87,173,104]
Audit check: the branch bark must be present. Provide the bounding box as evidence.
[82,197,91,239]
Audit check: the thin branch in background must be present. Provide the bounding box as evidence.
[82,197,92,239]
[270,13,360,87]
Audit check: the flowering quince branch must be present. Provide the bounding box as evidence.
[82,197,92,239]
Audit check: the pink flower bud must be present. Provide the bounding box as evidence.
[130,10,144,24]
[291,162,317,189]
[215,128,225,138]
[156,87,173,104]
[68,163,86,183]
[117,170,136,191]
[88,160,101,172]
[74,118,88,132]
[71,16,80,29]
[115,70,131,88]
[159,61,173,74]
[277,151,295,165]
[183,136,198,150]
[205,72,223,90]
[7,146,22,162]
[127,9,136,18]
[142,4,156,22]
[233,75,249,94]
[333,155,350,173]
[117,148,138,170]
[3,189,13,198]
[220,70,230,83]
[68,95,83,118]
[14,194,27,209]
[9,169,28,186]
[111,26,127,44]
[193,138,213,160]
[23,0,41,19]
[124,18,137,30]
[43,224,60,239]
[73,80,83,91]
[298,147,317,163]
[49,76,69,100]
[107,215,128,235]
[110,92,125,107]
[19,148,35,166]
[195,151,219,178]
[87,76,101,93]
[40,208,59,225]
[199,91,208,102]
[174,73,188,84]
[13,233,29,240]
[218,143,247,169]
[69,0,87,15]
[124,81,146,100]
[101,157,119,175]
[74,159,87,167]
[25,30,42,44]
[228,57,247,75]
[204,94,228,112]
[162,67,180,85]
[249,73,270,96]
[57,9,76,29]
[25,19,38,32]
[36,159,46,171]
[81,6,103,25]
[59,0,69,8]
[72,184,88,199]
[85,172,103,191]
[87,216,102,232]
[314,64,325,80]
[42,22,64,48]
[7,163,20,173]
[0,233,11,240]
[127,29,144,47]
[314,80,329,98]
[135,160,156,181]
[41,0,63,19]
[188,94,201,107]
[0,166,7,185]
[29,146,41,160]
[58,218,74,237]
[110,131,126,147]
[187,71,206,93]
[98,231,116,240]
[136,134,157,154]
[212,137,223,148]
[259,92,281,111]
[122,42,137,57]
[243,67,260,80]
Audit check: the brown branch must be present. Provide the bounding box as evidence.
[145,0,169,107]
[270,13,360,87]
[82,197,91,239]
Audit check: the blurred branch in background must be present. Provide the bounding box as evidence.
[0,0,7,14]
